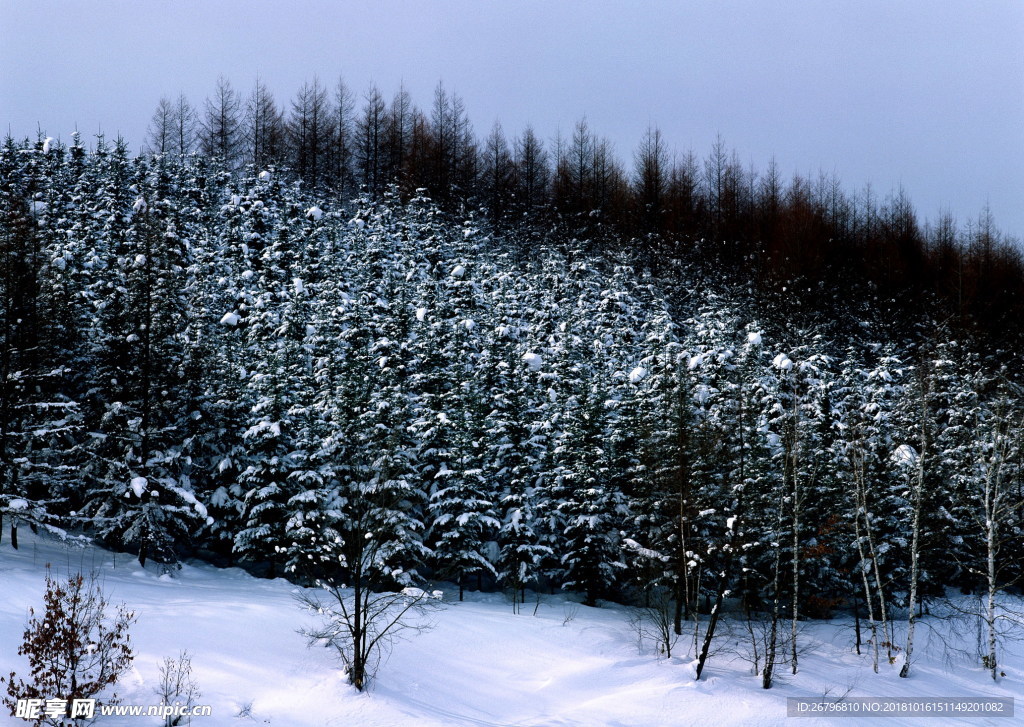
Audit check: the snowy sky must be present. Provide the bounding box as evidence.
[2,0,1022,239]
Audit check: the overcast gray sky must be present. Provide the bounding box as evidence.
[2,0,1021,238]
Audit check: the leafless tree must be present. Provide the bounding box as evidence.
[173,94,196,157]
[590,136,623,214]
[761,490,785,689]
[297,575,441,692]
[384,84,414,187]
[962,383,1024,680]
[448,91,477,201]
[200,76,242,169]
[332,76,357,200]
[666,150,702,235]
[628,589,680,659]
[850,438,893,672]
[558,117,592,213]
[288,77,331,188]
[244,78,284,170]
[634,125,668,229]
[155,651,200,727]
[480,121,514,222]
[355,85,387,196]
[147,97,177,156]
[900,363,931,678]
[513,125,548,211]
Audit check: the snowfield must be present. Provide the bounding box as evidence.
[1,531,1020,727]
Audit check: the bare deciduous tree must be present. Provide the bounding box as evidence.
[634,125,668,230]
[628,589,680,659]
[288,77,331,188]
[244,78,284,170]
[155,651,201,727]
[173,93,197,157]
[200,76,242,169]
[513,125,549,212]
[147,97,177,156]
[480,121,514,222]
[355,85,387,197]
[297,578,441,692]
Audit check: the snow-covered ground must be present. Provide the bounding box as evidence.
[1,531,1020,726]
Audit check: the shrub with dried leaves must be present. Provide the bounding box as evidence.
[2,568,136,726]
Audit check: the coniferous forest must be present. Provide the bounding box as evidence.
[3,78,1024,683]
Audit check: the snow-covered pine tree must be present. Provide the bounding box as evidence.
[0,136,87,544]
[198,167,283,554]
[80,152,206,566]
[621,296,691,622]
[549,265,628,606]
[233,183,317,573]
[481,264,553,610]
[420,257,502,597]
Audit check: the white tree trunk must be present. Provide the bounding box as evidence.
[899,423,926,678]
[986,514,998,681]
[982,422,1004,681]
[853,478,879,672]
[899,480,921,679]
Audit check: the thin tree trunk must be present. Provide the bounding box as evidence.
[791,495,800,675]
[692,568,702,656]
[986,517,997,680]
[983,422,1004,681]
[696,528,738,679]
[867,510,892,664]
[763,535,783,689]
[789,414,801,675]
[352,565,366,690]
[853,584,862,656]
[745,598,761,675]
[852,450,880,671]
[697,395,750,679]
[763,595,779,688]
[673,580,684,636]
[899,421,926,678]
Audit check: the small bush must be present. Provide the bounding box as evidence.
[155,651,201,726]
[2,568,136,726]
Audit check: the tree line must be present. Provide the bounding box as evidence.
[145,75,1023,347]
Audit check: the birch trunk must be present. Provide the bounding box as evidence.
[899,416,926,678]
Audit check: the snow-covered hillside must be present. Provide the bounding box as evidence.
[1,532,1019,727]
